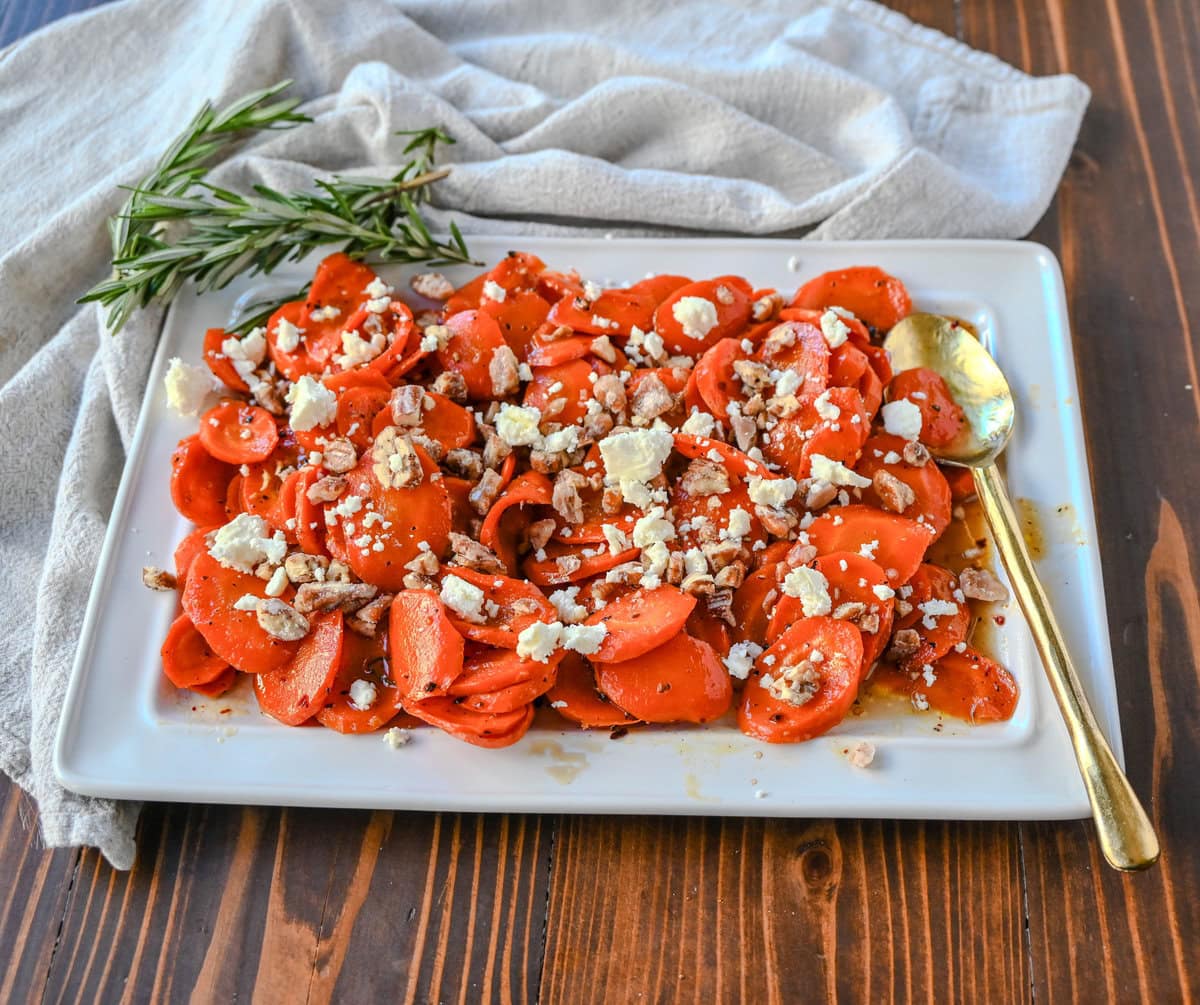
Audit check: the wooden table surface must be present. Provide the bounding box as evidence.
[4,1,1199,1001]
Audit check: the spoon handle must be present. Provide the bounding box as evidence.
[973,463,1159,871]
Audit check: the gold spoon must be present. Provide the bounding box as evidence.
[884,312,1159,872]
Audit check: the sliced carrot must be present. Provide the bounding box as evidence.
[292,466,328,557]
[436,309,509,400]
[522,540,640,587]
[336,385,392,451]
[544,653,638,728]
[872,647,1018,723]
[778,305,871,349]
[182,552,300,674]
[584,585,697,663]
[479,470,554,574]
[731,563,783,647]
[161,613,230,689]
[893,563,971,670]
[686,608,732,658]
[404,698,535,748]
[448,646,560,713]
[888,367,967,448]
[189,667,238,698]
[693,337,750,421]
[855,432,953,537]
[339,441,452,592]
[671,434,773,480]
[264,300,318,382]
[389,589,466,702]
[198,401,279,464]
[203,327,249,392]
[173,525,218,584]
[653,277,753,355]
[522,357,607,426]
[766,551,895,673]
[755,319,830,409]
[481,288,552,360]
[419,393,477,451]
[626,273,691,305]
[443,272,488,316]
[315,622,402,734]
[737,617,864,743]
[942,464,976,502]
[170,435,236,526]
[436,565,558,647]
[240,429,302,526]
[254,611,345,726]
[302,253,380,367]
[596,631,731,723]
[790,266,912,332]
[671,478,767,561]
[224,474,246,518]
[806,505,935,585]
[546,287,658,337]
[762,385,870,480]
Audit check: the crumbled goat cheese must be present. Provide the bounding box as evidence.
[264,566,289,597]
[220,326,267,381]
[274,318,305,353]
[819,309,851,348]
[671,296,719,341]
[549,587,588,624]
[516,620,564,662]
[872,583,896,601]
[383,727,412,748]
[813,389,841,421]
[334,327,387,369]
[882,399,923,440]
[680,410,716,437]
[724,641,763,680]
[809,453,871,489]
[782,565,833,617]
[495,403,543,447]
[286,375,338,431]
[164,358,217,416]
[748,476,797,509]
[209,513,287,573]
[440,574,487,623]
[632,507,676,549]
[482,279,507,302]
[349,679,378,710]
[562,623,608,656]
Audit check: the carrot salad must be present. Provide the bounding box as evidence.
[149,251,1018,748]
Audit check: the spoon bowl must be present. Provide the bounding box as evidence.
[884,312,1015,468]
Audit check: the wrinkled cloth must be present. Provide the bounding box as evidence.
[0,0,1088,869]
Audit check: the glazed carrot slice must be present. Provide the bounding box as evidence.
[240,429,303,526]
[448,645,560,696]
[418,394,477,451]
[481,288,552,361]
[302,253,380,367]
[182,552,300,674]
[686,608,732,658]
[755,319,830,409]
[316,623,403,734]
[522,540,640,587]
[653,277,753,355]
[789,266,912,332]
[161,613,231,689]
[203,327,250,392]
[778,305,871,349]
[546,287,658,337]
[941,464,976,502]
[404,698,535,748]
[762,385,870,480]
[626,273,691,305]
[693,337,750,421]
[479,470,555,574]
[389,589,466,702]
[198,401,279,464]
[766,551,895,673]
[173,525,218,584]
[337,385,392,451]
[596,631,731,723]
[671,434,774,480]
[522,358,607,426]
[264,300,317,382]
[584,585,697,663]
[893,563,971,670]
[436,309,509,400]
[189,667,238,698]
[731,563,783,647]
[888,367,967,448]
[254,611,346,726]
[339,441,452,592]
[737,617,864,743]
[436,565,558,647]
[806,505,934,586]
[671,478,767,561]
[856,433,953,537]
[224,474,246,518]
[544,653,638,728]
[872,647,1018,723]
[170,435,235,526]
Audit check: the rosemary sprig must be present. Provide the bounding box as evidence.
[81,84,477,334]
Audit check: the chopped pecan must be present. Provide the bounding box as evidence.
[582,408,614,440]
[530,449,572,474]
[872,469,915,513]
[666,551,686,585]
[600,485,624,515]
[680,458,730,498]
[411,432,445,463]
[250,377,287,416]
[141,566,177,591]
[729,409,757,452]
[589,335,618,364]
[306,474,347,504]
[785,542,817,567]
[742,393,766,417]
[756,506,796,537]
[706,588,735,625]
[701,540,742,571]
[902,440,931,467]
[528,519,556,551]
[732,359,772,392]
[448,532,507,574]
[347,593,394,637]
[255,598,309,641]
[321,437,358,474]
[372,428,423,489]
[390,384,426,427]
[489,345,521,398]
[713,562,745,589]
[326,560,352,583]
[681,572,715,596]
[886,628,922,662]
[630,373,675,420]
[751,291,783,322]
[444,448,484,481]
[832,601,867,622]
[409,272,454,301]
[510,597,543,616]
[592,373,627,413]
[555,554,582,576]
[469,468,503,516]
[482,426,513,469]
[284,552,330,584]
[552,469,587,524]
[431,370,468,403]
[404,550,440,576]
[958,567,1009,603]
[294,581,378,615]
[857,613,880,634]
[804,480,838,511]
[604,562,644,585]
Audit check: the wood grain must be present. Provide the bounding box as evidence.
[4,1,1200,1003]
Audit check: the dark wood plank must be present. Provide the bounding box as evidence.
[34,802,552,1004]
[961,0,1200,1001]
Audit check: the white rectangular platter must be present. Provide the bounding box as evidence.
[55,237,1120,819]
